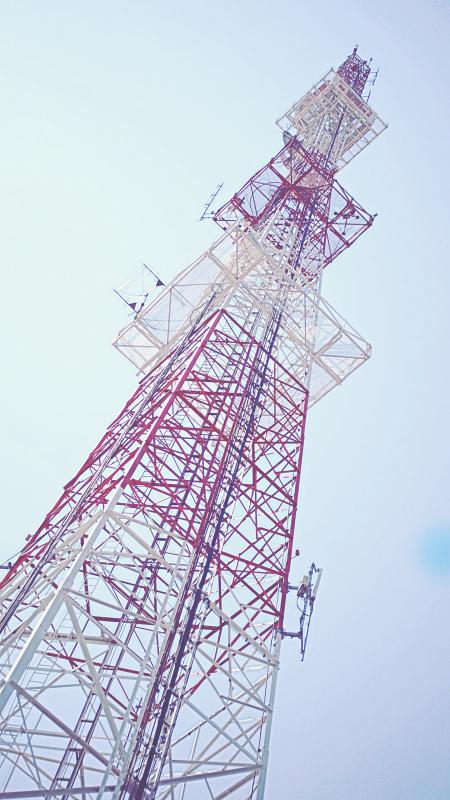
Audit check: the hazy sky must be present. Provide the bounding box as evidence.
[0,2,449,798]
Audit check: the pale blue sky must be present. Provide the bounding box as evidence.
[0,2,449,798]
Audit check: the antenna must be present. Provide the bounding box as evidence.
[199,182,224,220]
[114,263,165,318]
[282,563,323,661]
[364,66,379,103]
[143,262,165,288]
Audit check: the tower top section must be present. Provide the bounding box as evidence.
[114,49,385,401]
[276,48,386,171]
[337,46,371,96]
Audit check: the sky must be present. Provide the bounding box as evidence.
[0,1,449,798]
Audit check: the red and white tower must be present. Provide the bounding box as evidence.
[0,49,386,799]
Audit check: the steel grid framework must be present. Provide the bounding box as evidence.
[0,48,386,799]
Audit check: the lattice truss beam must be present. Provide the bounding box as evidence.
[0,308,308,797]
[0,48,386,800]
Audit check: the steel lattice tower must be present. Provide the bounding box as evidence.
[0,49,386,799]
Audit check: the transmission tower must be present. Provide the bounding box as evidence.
[0,48,386,799]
